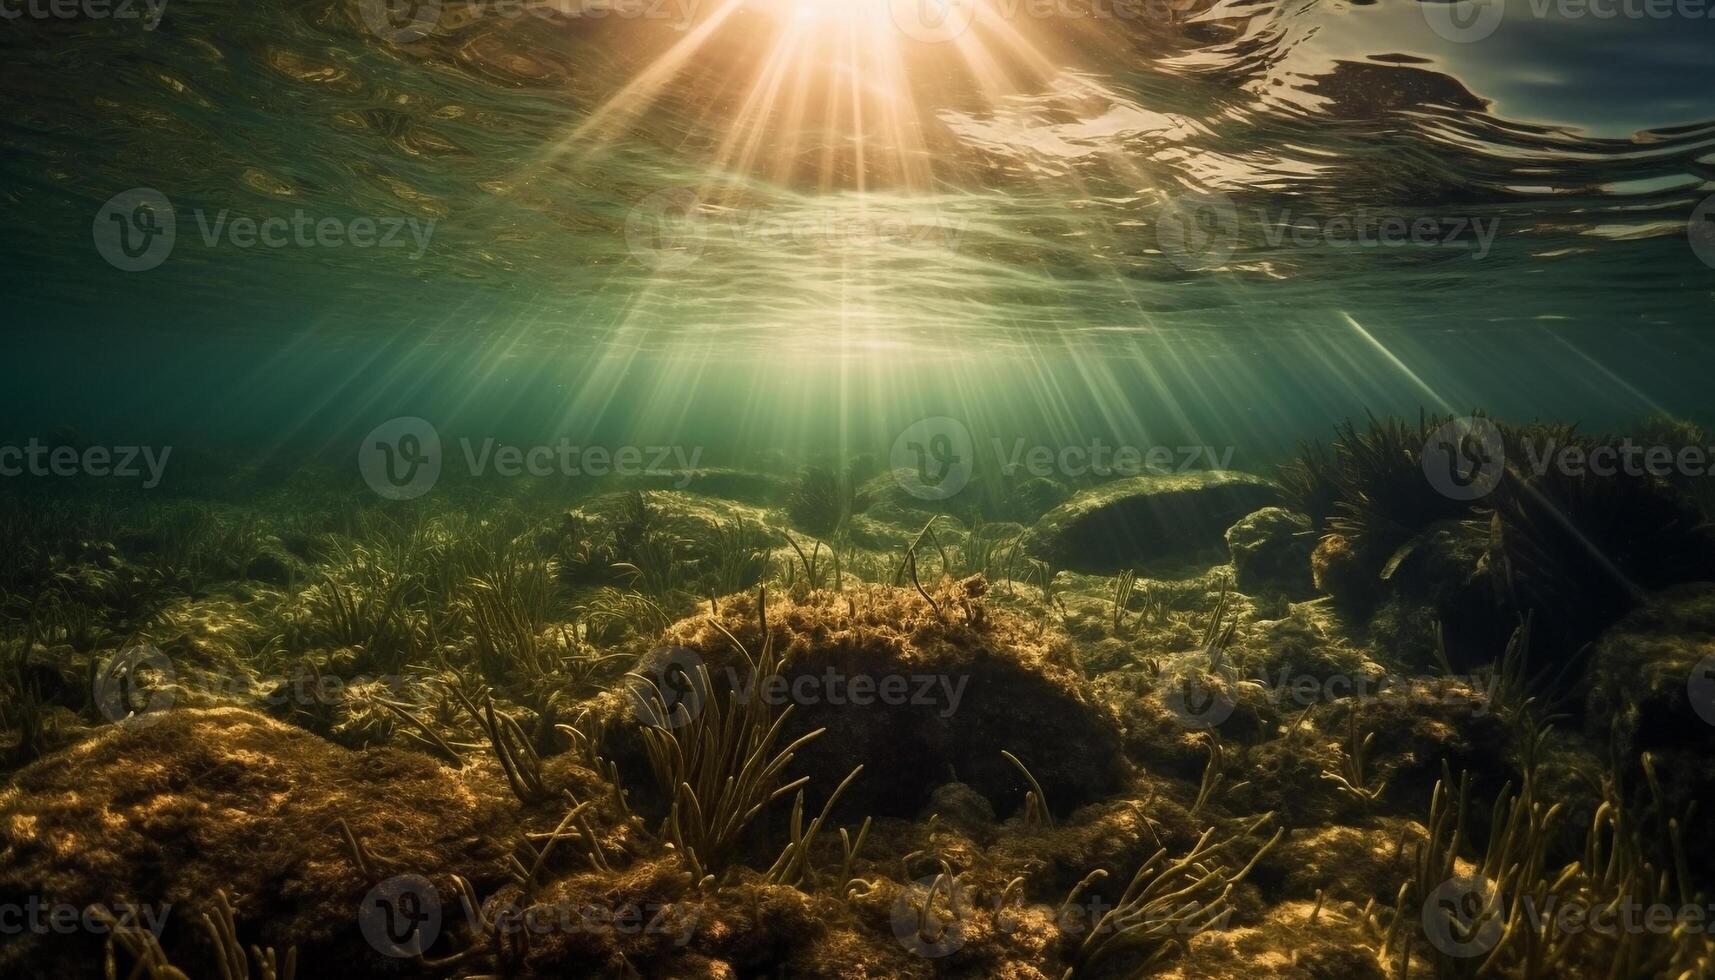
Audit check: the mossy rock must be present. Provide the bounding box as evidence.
[1225,507,1315,598]
[600,467,791,506]
[595,579,1129,822]
[1584,583,1715,893]
[0,707,533,977]
[1025,472,1282,573]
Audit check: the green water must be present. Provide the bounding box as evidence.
[3,0,1713,466]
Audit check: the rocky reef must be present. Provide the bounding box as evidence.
[1,414,1713,979]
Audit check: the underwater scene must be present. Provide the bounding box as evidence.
[3,0,1715,977]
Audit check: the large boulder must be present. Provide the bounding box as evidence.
[1584,583,1715,893]
[598,579,1129,822]
[1225,508,1315,597]
[1025,472,1282,573]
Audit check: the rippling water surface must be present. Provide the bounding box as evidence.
[3,0,1714,443]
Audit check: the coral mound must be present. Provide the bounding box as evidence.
[0,707,524,976]
[607,578,1130,821]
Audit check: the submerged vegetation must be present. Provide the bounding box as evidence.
[2,410,1713,978]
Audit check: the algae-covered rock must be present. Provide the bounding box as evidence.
[0,707,529,976]
[1226,508,1315,597]
[1025,472,1282,573]
[1584,583,1715,891]
[600,467,791,505]
[601,579,1129,821]
[1366,519,1506,672]
[551,490,787,586]
[1310,533,1369,607]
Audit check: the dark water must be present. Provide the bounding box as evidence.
[3,0,1714,459]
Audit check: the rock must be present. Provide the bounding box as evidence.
[550,490,788,588]
[1225,508,1315,597]
[1365,520,1508,672]
[602,467,790,505]
[922,781,997,834]
[1004,476,1071,524]
[1025,472,1282,573]
[1584,583,1715,893]
[599,579,1129,821]
[0,708,532,977]
[1337,677,1516,818]
[1311,534,1369,607]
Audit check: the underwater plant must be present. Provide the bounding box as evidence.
[625,592,860,883]
[94,889,298,980]
[1487,427,1715,657]
[1324,412,1488,575]
[1064,813,1283,976]
[1277,438,1341,532]
[1405,724,1712,979]
[458,554,560,681]
[785,464,870,537]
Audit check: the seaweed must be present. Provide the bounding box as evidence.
[785,464,869,537]
[624,590,855,883]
